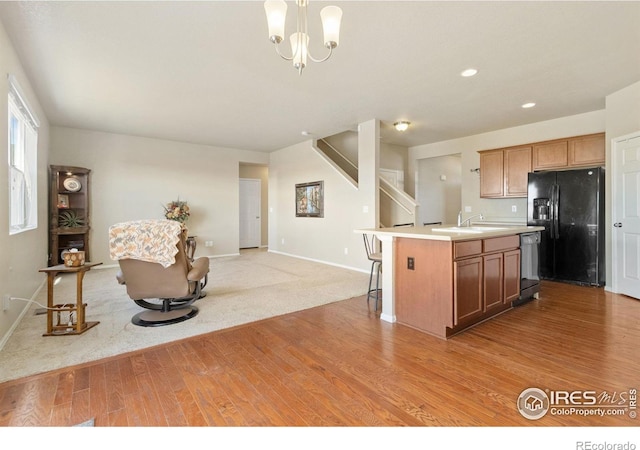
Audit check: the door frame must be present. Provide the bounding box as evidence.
[611,130,640,295]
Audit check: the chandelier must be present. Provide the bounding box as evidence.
[264,0,343,75]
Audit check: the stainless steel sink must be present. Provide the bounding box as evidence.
[432,226,509,233]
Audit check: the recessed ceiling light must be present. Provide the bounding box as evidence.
[301,131,312,136]
[461,68,478,77]
[522,102,536,109]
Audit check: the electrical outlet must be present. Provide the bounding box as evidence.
[464,206,472,212]
[407,257,415,270]
[344,247,348,255]
[2,294,11,311]
[512,205,517,212]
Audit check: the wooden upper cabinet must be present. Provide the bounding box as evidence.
[569,133,605,167]
[504,146,532,197]
[479,146,531,198]
[532,133,605,170]
[479,132,604,199]
[532,140,568,170]
[480,150,504,198]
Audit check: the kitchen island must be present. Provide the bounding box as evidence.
[355,224,544,339]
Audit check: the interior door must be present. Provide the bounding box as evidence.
[613,132,640,299]
[239,178,261,249]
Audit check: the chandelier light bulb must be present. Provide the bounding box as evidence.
[264,0,287,43]
[320,5,342,48]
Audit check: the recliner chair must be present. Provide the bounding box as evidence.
[109,219,209,327]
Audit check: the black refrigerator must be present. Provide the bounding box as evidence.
[527,167,605,286]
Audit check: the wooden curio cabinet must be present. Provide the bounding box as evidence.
[49,165,91,266]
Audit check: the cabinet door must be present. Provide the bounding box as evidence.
[568,133,605,167]
[479,150,504,198]
[483,253,504,312]
[454,256,483,325]
[532,140,568,170]
[503,249,521,303]
[504,146,532,197]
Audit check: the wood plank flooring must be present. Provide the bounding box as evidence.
[0,280,638,427]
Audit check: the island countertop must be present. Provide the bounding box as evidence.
[355,224,544,241]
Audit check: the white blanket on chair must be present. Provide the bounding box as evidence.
[109,219,184,268]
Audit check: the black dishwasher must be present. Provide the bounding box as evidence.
[515,231,541,306]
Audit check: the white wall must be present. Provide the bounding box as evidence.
[0,21,50,346]
[50,127,269,265]
[605,80,640,287]
[409,110,606,223]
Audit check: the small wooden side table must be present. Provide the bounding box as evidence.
[39,262,102,336]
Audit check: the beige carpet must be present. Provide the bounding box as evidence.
[0,249,369,384]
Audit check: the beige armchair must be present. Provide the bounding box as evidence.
[109,219,209,327]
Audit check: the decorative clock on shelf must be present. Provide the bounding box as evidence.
[63,176,82,192]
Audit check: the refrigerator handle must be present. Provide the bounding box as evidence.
[549,184,555,239]
[553,184,560,239]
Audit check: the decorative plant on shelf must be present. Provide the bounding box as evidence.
[164,199,190,223]
[58,210,85,228]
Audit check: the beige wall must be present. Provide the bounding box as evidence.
[323,130,409,183]
[0,21,51,347]
[50,127,269,266]
[409,110,606,224]
[417,154,462,225]
[605,80,640,287]
[239,163,268,247]
[268,126,378,272]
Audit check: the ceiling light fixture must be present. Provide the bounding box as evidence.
[394,121,410,132]
[264,0,343,75]
[522,102,536,108]
[461,68,478,77]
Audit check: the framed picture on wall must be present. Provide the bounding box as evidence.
[295,181,324,218]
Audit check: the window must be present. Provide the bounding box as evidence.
[8,75,39,235]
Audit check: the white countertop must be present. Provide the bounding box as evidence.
[355,224,545,241]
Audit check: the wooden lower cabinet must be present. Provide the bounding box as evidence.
[503,249,521,303]
[453,256,483,324]
[483,252,505,312]
[396,235,520,339]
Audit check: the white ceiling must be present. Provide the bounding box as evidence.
[1,1,639,152]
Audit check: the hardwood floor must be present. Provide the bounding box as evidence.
[0,280,638,427]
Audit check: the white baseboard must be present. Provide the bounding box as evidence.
[267,249,368,274]
[380,312,396,323]
[0,279,46,352]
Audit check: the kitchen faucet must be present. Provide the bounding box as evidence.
[457,211,484,227]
